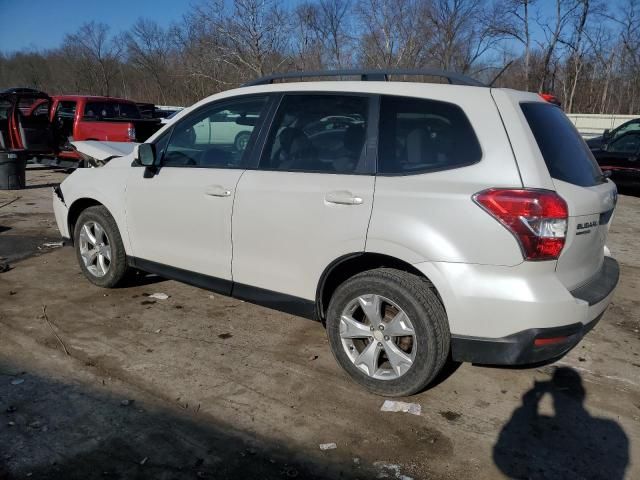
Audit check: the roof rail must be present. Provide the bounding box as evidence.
[242,69,485,87]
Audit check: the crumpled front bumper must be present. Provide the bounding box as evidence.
[52,186,71,241]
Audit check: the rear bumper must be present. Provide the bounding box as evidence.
[448,257,619,365]
[450,313,603,365]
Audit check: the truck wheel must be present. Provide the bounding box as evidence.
[326,268,450,397]
[74,206,129,288]
[234,131,251,152]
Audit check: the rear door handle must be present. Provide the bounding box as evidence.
[205,185,232,197]
[325,191,364,205]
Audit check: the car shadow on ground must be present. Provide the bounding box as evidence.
[0,361,371,480]
[493,366,629,480]
[118,271,168,288]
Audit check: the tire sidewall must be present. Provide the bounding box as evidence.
[327,273,443,396]
[74,208,125,288]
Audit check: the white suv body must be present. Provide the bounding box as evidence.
[53,73,619,396]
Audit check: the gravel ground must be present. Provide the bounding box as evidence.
[0,167,638,479]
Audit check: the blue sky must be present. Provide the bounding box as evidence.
[0,0,611,57]
[0,0,190,53]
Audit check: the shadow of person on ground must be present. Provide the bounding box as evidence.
[493,367,629,480]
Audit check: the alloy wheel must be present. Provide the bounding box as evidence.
[78,220,111,277]
[340,294,417,380]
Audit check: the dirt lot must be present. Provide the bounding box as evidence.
[1,167,639,479]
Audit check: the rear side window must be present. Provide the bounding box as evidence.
[378,96,481,175]
[521,102,602,187]
[260,94,368,174]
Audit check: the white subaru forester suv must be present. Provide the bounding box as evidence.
[53,70,619,397]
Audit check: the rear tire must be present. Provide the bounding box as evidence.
[74,205,129,288]
[326,268,450,396]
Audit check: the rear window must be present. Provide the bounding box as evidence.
[378,95,482,175]
[521,102,602,187]
[84,102,141,120]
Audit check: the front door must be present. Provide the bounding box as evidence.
[125,95,270,288]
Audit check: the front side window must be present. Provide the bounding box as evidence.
[162,96,268,168]
[260,94,368,173]
[378,96,482,175]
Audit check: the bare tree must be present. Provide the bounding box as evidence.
[562,0,591,112]
[62,22,122,96]
[316,0,353,68]
[422,0,502,74]
[536,0,579,92]
[123,19,174,104]
[1,0,640,115]
[355,0,427,68]
[196,0,291,79]
[492,0,535,89]
[291,2,326,70]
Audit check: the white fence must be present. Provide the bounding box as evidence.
[566,113,636,138]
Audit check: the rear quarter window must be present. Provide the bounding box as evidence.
[521,102,602,187]
[378,95,482,175]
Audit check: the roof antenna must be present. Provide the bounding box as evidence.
[489,61,514,87]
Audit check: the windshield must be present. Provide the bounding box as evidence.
[521,102,603,187]
[611,119,640,140]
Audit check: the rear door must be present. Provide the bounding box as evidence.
[518,101,617,290]
[231,93,376,304]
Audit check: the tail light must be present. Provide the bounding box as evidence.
[127,126,136,141]
[473,188,568,261]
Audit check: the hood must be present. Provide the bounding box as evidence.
[71,141,138,166]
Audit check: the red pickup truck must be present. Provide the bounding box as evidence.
[0,88,160,163]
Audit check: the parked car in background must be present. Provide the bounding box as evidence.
[587,117,640,150]
[49,95,161,161]
[56,69,619,397]
[0,87,161,165]
[592,130,640,184]
[190,108,258,151]
[154,105,184,119]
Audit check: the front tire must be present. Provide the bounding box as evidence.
[74,206,129,288]
[326,268,450,396]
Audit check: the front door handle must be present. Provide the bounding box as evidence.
[205,185,232,197]
[325,191,364,205]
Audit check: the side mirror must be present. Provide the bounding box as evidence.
[138,143,156,167]
[602,129,611,140]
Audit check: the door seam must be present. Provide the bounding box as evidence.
[230,169,248,284]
